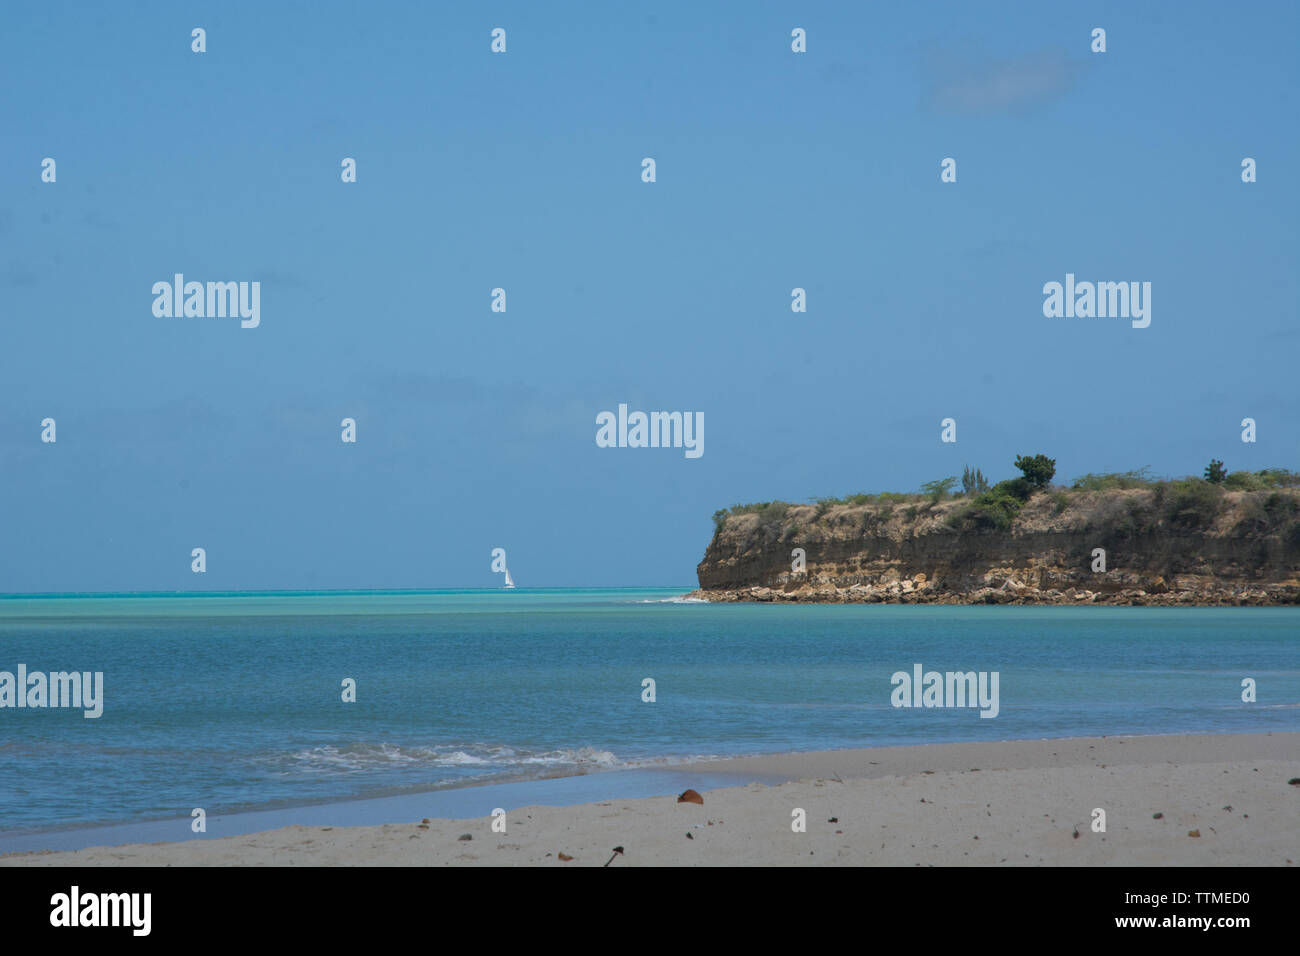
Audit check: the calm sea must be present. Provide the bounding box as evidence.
[0,589,1296,834]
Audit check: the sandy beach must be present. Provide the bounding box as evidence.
[5,733,1296,866]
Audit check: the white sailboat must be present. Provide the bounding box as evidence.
[503,567,516,589]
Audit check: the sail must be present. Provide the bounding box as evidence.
[504,569,515,588]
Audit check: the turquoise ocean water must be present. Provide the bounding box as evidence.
[0,588,1296,836]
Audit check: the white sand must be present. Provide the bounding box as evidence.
[5,733,1296,866]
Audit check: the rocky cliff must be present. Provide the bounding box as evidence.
[690,486,1300,605]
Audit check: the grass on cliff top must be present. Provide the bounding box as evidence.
[712,468,1300,538]
[712,493,915,532]
[1071,467,1299,492]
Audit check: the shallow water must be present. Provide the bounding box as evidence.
[1,589,1295,833]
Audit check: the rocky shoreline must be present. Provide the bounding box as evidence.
[686,575,1300,606]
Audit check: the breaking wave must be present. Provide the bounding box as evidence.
[282,742,622,775]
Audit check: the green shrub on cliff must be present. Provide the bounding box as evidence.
[808,490,914,511]
[920,477,958,503]
[942,462,1046,532]
[1258,468,1300,488]
[711,500,804,544]
[1234,492,1300,536]
[1224,469,1300,491]
[713,501,781,531]
[1071,468,1154,490]
[977,488,1025,529]
[991,477,1033,502]
[759,501,790,528]
[1224,471,1265,491]
[946,486,1025,531]
[1080,491,1154,536]
[1264,490,1297,523]
[1155,479,1222,531]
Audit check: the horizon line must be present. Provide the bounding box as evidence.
[0,585,697,599]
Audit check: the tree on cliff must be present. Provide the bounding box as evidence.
[921,477,959,502]
[1014,454,1056,490]
[1204,459,1226,484]
[961,466,989,496]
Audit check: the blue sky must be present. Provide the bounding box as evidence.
[2,1,1297,591]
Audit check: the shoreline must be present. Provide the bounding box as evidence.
[0,765,787,856]
[6,731,1296,865]
[686,587,1300,606]
[0,729,1275,852]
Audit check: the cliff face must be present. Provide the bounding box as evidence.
[691,488,1300,605]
